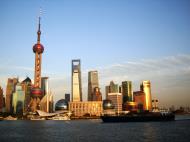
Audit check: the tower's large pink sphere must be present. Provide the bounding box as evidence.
[33,43,44,53]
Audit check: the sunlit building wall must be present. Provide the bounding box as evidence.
[6,78,18,113]
[108,93,122,113]
[39,93,54,113]
[69,101,102,117]
[41,77,49,97]
[12,83,25,115]
[88,71,99,101]
[122,81,133,103]
[21,77,32,113]
[92,87,102,101]
[105,81,119,99]
[71,59,82,102]
[134,91,146,111]
[141,80,152,111]
[0,86,4,112]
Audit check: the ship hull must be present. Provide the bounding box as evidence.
[101,113,175,123]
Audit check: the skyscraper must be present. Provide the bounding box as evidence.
[21,77,32,113]
[71,59,82,102]
[12,83,25,115]
[30,17,45,112]
[122,81,133,103]
[65,93,70,103]
[141,80,152,111]
[41,77,49,97]
[92,87,102,101]
[5,78,18,113]
[109,81,119,93]
[108,93,122,114]
[39,92,53,113]
[0,86,4,112]
[105,81,119,99]
[88,71,99,101]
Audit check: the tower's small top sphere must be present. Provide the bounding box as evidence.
[33,43,44,54]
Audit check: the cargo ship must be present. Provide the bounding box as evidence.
[101,112,175,122]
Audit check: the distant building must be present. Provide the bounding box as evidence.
[0,86,5,112]
[39,93,53,113]
[141,81,152,111]
[69,101,102,117]
[108,93,122,113]
[109,81,119,93]
[6,78,18,113]
[105,81,119,99]
[105,86,109,99]
[152,99,159,112]
[92,87,102,101]
[41,77,49,97]
[88,71,99,101]
[71,59,82,102]
[12,83,25,115]
[134,91,146,111]
[122,81,133,103]
[21,77,32,113]
[65,93,70,103]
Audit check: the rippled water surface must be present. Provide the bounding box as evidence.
[0,118,190,142]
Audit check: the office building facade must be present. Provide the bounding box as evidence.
[71,59,82,102]
[6,78,18,113]
[12,83,25,115]
[105,81,119,99]
[88,71,99,101]
[108,93,122,113]
[122,81,133,103]
[141,80,152,111]
[69,101,102,117]
[21,77,32,113]
[65,93,70,103]
[41,77,49,97]
[0,86,5,112]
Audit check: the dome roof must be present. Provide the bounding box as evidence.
[31,87,43,98]
[103,99,115,110]
[33,43,44,54]
[55,99,68,111]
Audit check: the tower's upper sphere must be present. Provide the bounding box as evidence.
[33,43,44,54]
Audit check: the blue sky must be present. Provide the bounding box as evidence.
[0,0,190,107]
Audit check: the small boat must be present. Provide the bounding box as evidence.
[101,112,175,123]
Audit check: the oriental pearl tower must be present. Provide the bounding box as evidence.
[29,17,44,112]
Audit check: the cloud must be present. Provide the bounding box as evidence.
[0,54,190,107]
[95,54,190,107]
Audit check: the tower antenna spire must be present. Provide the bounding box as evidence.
[37,7,42,43]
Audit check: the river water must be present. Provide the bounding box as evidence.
[0,115,190,142]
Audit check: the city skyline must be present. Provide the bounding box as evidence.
[0,0,190,107]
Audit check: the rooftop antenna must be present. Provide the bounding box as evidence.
[37,7,43,43]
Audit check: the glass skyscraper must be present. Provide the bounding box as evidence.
[88,71,99,101]
[122,81,133,103]
[71,59,82,102]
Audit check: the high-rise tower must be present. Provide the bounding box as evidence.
[71,59,82,102]
[5,78,18,113]
[88,71,99,101]
[122,81,133,103]
[141,80,152,111]
[30,17,44,112]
